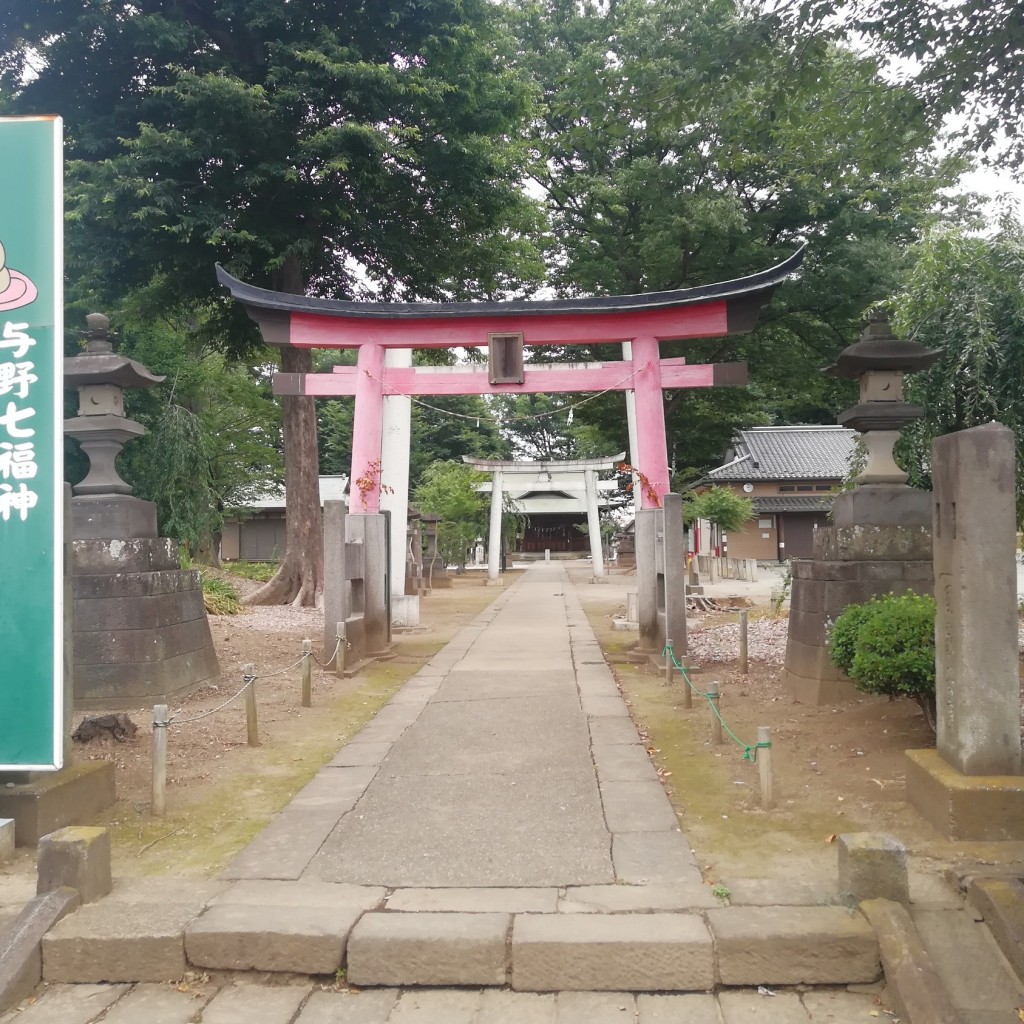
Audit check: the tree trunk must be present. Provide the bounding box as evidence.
[244,257,323,607]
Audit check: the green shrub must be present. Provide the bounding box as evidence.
[220,561,277,582]
[830,591,937,727]
[201,574,242,615]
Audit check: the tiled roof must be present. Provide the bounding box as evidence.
[753,495,833,513]
[707,426,857,481]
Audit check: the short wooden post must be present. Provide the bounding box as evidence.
[681,654,693,709]
[707,681,723,745]
[243,664,260,747]
[739,610,749,675]
[335,622,346,679]
[664,639,674,685]
[151,704,168,818]
[758,725,774,809]
[301,639,313,708]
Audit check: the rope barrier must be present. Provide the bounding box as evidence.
[308,637,342,669]
[663,641,772,763]
[170,674,255,726]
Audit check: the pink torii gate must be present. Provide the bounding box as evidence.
[217,249,802,516]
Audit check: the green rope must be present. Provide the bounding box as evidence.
[663,640,772,763]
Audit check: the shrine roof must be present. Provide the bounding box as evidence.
[215,249,803,322]
[707,425,856,482]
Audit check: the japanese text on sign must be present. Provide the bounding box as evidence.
[0,320,39,521]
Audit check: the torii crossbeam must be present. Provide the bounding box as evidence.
[217,249,803,513]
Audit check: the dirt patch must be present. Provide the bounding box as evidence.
[64,573,518,877]
[569,568,975,896]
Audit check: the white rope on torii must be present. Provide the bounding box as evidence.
[463,453,626,582]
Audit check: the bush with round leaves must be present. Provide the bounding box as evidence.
[829,591,937,728]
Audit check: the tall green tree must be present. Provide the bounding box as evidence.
[413,460,488,572]
[786,0,1024,168]
[502,0,960,480]
[2,0,542,604]
[892,221,1024,524]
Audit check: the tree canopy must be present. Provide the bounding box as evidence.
[892,221,1024,524]
[786,0,1024,169]
[501,0,959,482]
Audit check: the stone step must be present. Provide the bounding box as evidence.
[967,876,1024,984]
[38,877,885,993]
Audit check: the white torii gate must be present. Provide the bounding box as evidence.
[463,454,626,583]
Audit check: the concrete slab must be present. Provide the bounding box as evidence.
[636,993,719,1023]
[580,695,630,717]
[592,743,659,783]
[0,983,127,1024]
[512,913,714,992]
[718,990,808,1023]
[296,989,399,1024]
[387,887,559,913]
[589,718,644,746]
[555,992,637,1023]
[560,885,712,913]
[612,832,700,884]
[211,879,384,910]
[388,990,481,1023]
[800,989,883,1023]
[721,877,839,906]
[98,982,217,1024]
[308,769,613,887]
[430,670,576,702]
[328,742,395,767]
[347,912,509,987]
[600,780,679,832]
[475,989,557,1024]
[199,981,309,1024]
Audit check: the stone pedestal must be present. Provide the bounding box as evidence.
[0,762,116,847]
[906,423,1023,839]
[72,532,218,709]
[635,495,687,659]
[783,508,933,705]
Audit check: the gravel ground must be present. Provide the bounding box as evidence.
[687,616,789,666]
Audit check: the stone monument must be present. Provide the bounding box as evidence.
[65,314,219,708]
[782,312,939,703]
[906,422,1024,839]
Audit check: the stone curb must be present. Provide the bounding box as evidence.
[0,887,80,1013]
[860,897,962,1024]
[966,876,1024,983]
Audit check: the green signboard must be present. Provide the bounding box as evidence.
[0,117,63,770]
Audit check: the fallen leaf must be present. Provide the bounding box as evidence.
[826,833,837,843]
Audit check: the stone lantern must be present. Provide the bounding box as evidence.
[64,313,219,708]
[64,313,164,536]
[824,310,940,526]
[781,311,939,705]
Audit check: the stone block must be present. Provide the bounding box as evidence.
[636,993,719,1024]
[837,832,908,904]
[72,537,180,574]
[813,524,932,562]
[708,905,880,985]
[37,826,112,904]
[589,718,642,746]
[859,899,961,1024]
[74,616,211,665]
[73,569,202,600]
[474,990,556,1024]
[511,913,713,992]
[0,818,12,862]
[389,990,481,1023]
[555,992,636,1023]
[75,644,220,709]
[905,748,1024,840]
[346,912,509,987]
[185,902,362,973]
[831,485,932,528]
[72,495,157,540]
[73,589,206,632]
[0,887,80,1014]
[560,883,715,913]
[211,879,385,911]
[0,761,116,847]
[42,883,217,983]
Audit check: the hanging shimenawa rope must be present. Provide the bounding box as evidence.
[361,366,640,427]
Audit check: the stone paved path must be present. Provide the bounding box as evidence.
[224,562,707,893]
[0,979,882,1023]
